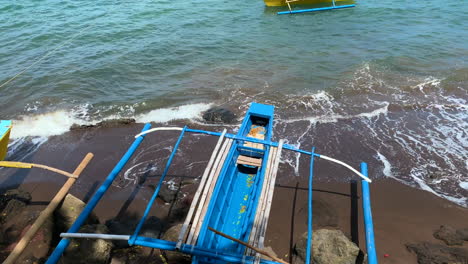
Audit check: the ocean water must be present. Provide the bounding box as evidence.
[0,0,467,206]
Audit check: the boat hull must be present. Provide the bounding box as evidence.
[0,120,12,161]
[194,103,274,263]
[264,0,347,7]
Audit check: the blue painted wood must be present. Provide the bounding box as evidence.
[361,163,378,264]
[195,103,275,263]
[0,120,11,138]
[277,4,355,15]
[129,126,187,245]
[133,236,282,264]
[306,147,315,264]
[186,128,321,157]
[46,123,152,264]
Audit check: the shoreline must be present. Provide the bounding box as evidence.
[1,122,467,263]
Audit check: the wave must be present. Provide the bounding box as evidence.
[10,102,213,139]
[135,103,212,123]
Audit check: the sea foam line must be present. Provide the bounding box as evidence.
[10,103,213,139]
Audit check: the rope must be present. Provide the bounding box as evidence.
[0,24,92,89]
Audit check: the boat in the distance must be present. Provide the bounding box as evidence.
[0,120,12,161]
[264,0,347,7]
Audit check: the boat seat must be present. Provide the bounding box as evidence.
[237,125,266,167]
[244,125,266,150]
[236,156,263,167]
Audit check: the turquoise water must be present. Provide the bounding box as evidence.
[0,0,466,114]
[0,0,467,205]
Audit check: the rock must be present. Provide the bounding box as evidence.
[294,229,360,264]
[429,171,447,180]
[0,209,54,263]
[261,246,279,262]
[406,242,468,264]
[106,216,162,248]
[63,224,114,264]
[15,211,55,263]
[0,189,32,224]
[1,189,32,205]
[434,225,464,246]
[0,199,29,224]
[158,184,179,203]
[202,107,237,124]
[456,228,468,241]
[54,194,99,232]
[110,246,160,264]
[161,224,191,263]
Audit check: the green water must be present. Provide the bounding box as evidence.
[0,0,466,115]
[0,0,467,206]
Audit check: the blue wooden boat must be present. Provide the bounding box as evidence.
[194,103,275,263]
[47,102,378,264]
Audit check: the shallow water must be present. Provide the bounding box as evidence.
[0,0,467,206]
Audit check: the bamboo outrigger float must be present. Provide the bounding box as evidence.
[46,102,378,264]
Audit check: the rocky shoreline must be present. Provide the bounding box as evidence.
[1,179,467,264]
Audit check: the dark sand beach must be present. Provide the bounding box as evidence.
[1,122,466,263]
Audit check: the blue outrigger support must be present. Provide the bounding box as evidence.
[46,123,152,264]
[46,103,377,264]
[277,0,355,15]
[361,162,378,264]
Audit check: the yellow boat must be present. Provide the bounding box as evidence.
[0,120,12,161]
[264,0,348,7]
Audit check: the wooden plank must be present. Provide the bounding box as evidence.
[176,130,227,248]
[187,139,233,245]
[248,147,277,256]
[247,147,277,253]
[236,155,263,167]
[256,140,284,253]
[186,139,233,245]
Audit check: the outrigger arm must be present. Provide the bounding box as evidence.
[134,126,371,183]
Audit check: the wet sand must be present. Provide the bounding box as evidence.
[1,122,467,263]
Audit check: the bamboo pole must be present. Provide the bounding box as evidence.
[0,161,79,178]
[256,140,284,249]
[176,129,227,248]
[187,139,233,245]
[3,153,94,264]
[248,147,276,253]
[208,227,289,264]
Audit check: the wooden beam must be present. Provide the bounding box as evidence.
[3,153,94,264]
[186,139,233,245]
[256,140,284,251]
[237,155,263,167]
[247,147,276,253]
[176,129,227,248]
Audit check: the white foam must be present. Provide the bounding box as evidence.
[285,103,389,124]
[412,77,441,93]
[356,103,389,119]
[460,182,468,191]
[10,110,88,139]
[136,103,212,123]
[376,152,392,177]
